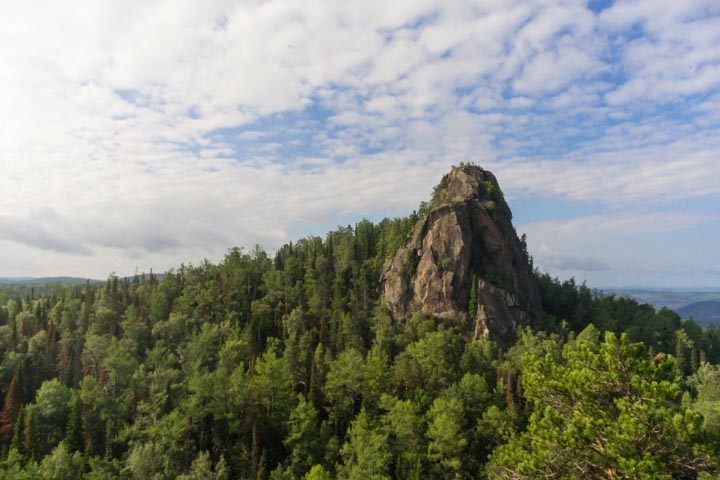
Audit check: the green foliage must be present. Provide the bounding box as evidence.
[10,405,26,457]
[303,464,332,480]
[177,451,229,480]
[125,442,164,480]
[488,332,716,479]
[393,330,462,401]
[481,269,514,293]
[324,348,365,434]
[430,174,451,207]
[0,218,719,479]
[0,447,40,479]
[689,362,720,435]
[39,443,86,480]
[427,396,467,476]
[23,408,41,460]
[31,379,75,453]
[64,399,83,453]
[468,273,478,320]
[0,374,22,445]
[284,395,321,478]
[380,395,425,478]
[401,248,420,285]
[338,408,391,480]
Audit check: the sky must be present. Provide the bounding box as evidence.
[0,0,719,287]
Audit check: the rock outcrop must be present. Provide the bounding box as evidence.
[381,164,540,344]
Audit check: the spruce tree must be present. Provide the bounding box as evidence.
[10,406,26,458]
[65,399,84,453]
[23,409,41,461]
[0,375,22,446]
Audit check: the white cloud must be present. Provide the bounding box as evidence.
[513,46,602,95]
[0,0,718,285]
[522,212,713,241]
[533,244,610,272]
[520,211,720,287]
[492,135,720,204]
[602,0,720,105]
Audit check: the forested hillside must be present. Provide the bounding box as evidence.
[1,196,720,478]
[679,300,720,326]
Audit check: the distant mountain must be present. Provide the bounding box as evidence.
[0,276,99,284]
[0,277,35,284]
[677,300,720,325]
[601,288,720,312]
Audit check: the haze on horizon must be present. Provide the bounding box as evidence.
[1,0,719,288]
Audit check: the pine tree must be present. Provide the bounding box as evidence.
[285,395,321,478]
[488,333,715,478]
[338,408,391,480]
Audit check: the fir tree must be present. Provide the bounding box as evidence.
[65,399,84,453]
[10,406,26,458]
[23,409,41,461]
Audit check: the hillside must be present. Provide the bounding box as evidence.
[0,165,717,479]
[678,300,720,325]
[603,288,720,311]
[0,277,98,284]
[0,278,101,306]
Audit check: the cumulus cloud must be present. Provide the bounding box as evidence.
[492,138,720,204]
[518,210,720,287]
[0,212,92,256]
[600,1,720,104]
[521,211,714,243]
[534,244,611,272]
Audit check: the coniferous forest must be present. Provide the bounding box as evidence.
[1,180,720,479]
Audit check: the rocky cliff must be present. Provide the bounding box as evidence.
[381,164,540,344]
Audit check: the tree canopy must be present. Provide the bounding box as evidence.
[0,216,719,479]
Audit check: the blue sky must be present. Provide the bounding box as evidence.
[0,0,718,287]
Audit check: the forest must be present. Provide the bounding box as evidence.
[1,208,719,479]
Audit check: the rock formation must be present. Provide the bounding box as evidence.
[381,164,540,344]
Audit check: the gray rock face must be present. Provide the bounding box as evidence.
[381,165,540,344]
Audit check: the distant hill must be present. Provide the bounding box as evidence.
[0,277,35,284]
[677,300,720,325]
[0,277,102,303]
[0,276,99,285]
[601,288,720,312]
[0,274,165,286]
